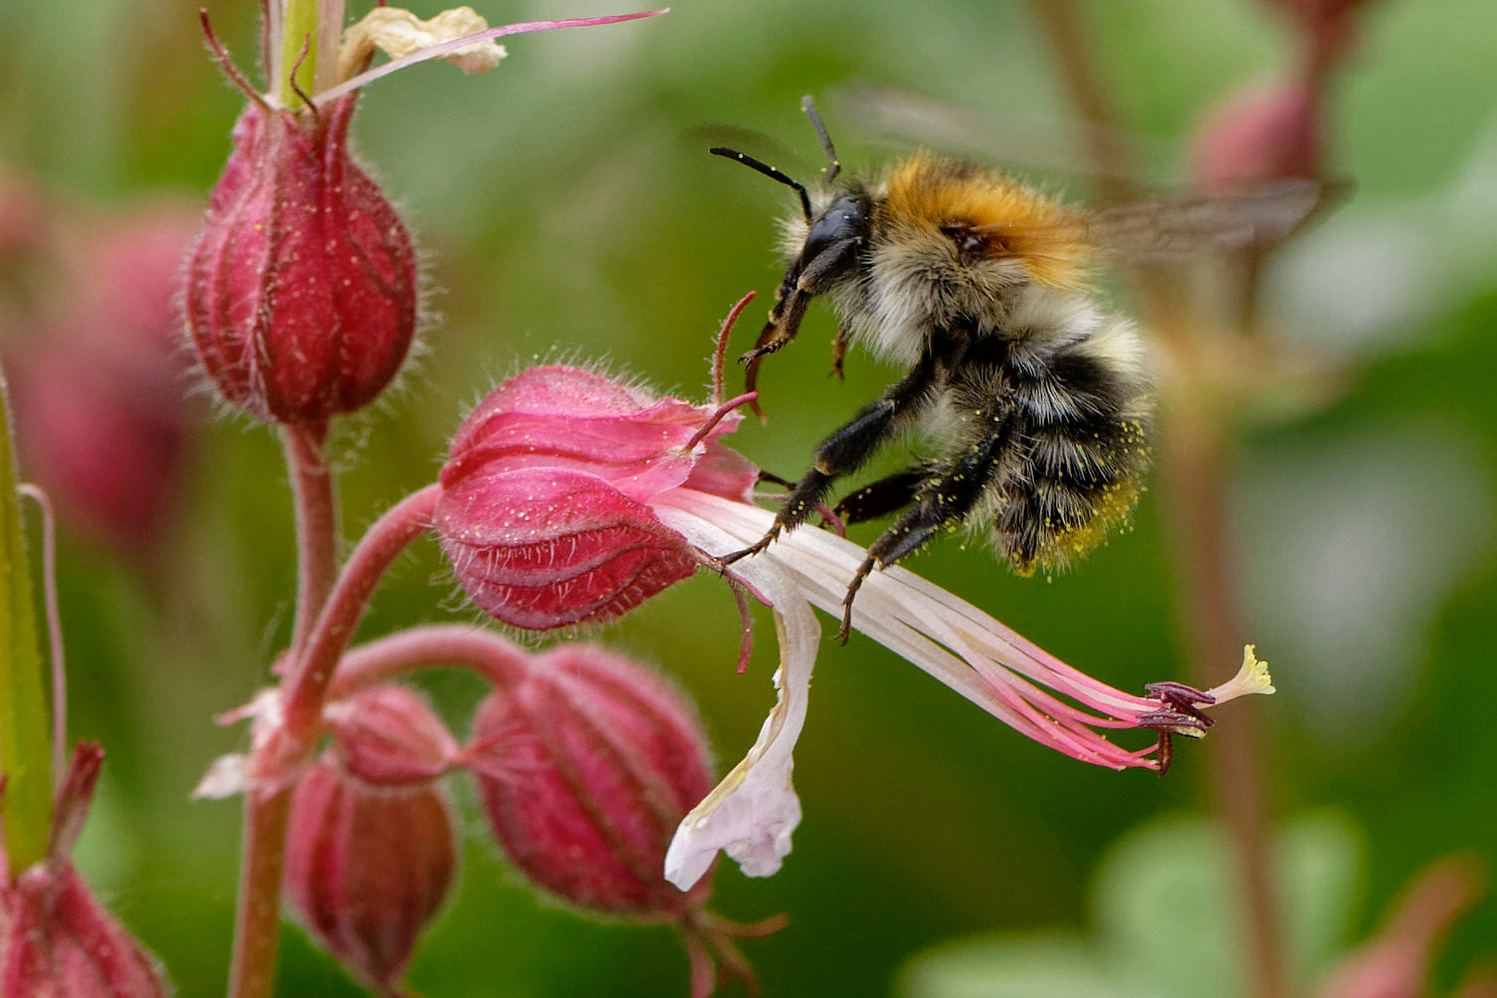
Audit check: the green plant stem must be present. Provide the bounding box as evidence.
[0,369,51,875]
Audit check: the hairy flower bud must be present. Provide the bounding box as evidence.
[1,744,168,998]
[283,759,455,993]
[324,685,459,786]
[434,366,755,630]
[184,95,417,425]
[466,643,715,917]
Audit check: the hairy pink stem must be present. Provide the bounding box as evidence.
[228,787,293,998]
[229,484,440,998]
[329,624,533,697]
[285,421,336,658]
[282,483,442,736]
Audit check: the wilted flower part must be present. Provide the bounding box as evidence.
[283,758,455,995]
[340,6,507,79]
[466,643,715,916]
[184,94,418,425]
[1,744,168,998]
[324,685,459,786]
[434,366,754,629]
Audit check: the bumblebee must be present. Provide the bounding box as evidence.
[716,98,1328,639]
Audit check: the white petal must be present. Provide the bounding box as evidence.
[191,753,251,799]
[656,505,818,889]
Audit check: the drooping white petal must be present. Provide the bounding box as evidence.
[657,505,818,889]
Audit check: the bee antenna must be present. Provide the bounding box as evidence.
[800,95,841,184]
[710,146,814,224]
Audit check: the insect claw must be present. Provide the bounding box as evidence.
[719,525,782,567]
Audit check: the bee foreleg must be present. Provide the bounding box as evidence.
[724,338,955,567]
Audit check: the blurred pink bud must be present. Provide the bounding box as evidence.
[3,202,199,555]
[324,685,459,786]
[184,95,418,426]
[283,758,455,994]
[434,366,756,630]
[466,643,715,917]
[1318,854,1487,998]
[0,744,168,998]
[1191,79,1319,190]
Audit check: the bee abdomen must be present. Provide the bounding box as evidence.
[990,318,1151,576]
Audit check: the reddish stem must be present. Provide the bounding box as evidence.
[228,483,440,998]
[285,421,336,658]
[227,787,293,998]
[1026,3,1288,994]
[328,624,533,697]
[281,483,442,737]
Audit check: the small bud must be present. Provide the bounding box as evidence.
[184,95,418,425]
[435,366,754,630]
[324,685,459,786]
[466,643,714,917]
[283,759,455,993]
[2,202,199,555]
[1,864,169,998]
[1,744,169,998]
[1191,79,1319,191]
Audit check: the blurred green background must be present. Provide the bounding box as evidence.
[2,0,1495,994]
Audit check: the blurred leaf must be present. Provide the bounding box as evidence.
[901,812,1363,998]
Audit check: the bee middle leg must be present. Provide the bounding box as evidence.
[837,419,1013,642]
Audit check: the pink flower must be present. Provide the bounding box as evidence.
[0,744,168,998]
[430,300,1276,890]
[323,685,459,786]
[434,365,755,629]
[183,4,665,427]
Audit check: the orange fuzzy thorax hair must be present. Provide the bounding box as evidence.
[881,153,1092,290]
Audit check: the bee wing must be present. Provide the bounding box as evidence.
[979,178,1351,261]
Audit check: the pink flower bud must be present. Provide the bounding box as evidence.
[1,864,168,998]
[283,759,455,993]
[434,366,756,630]
[184,95,418,425]
[2,200,200,555]
[324,685,459,786]
[466,643,714,918]
[1191,79,1319,191]
[1,744,168,998]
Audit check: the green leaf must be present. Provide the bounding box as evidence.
[0,365,53,873]
[900,812,1365,998]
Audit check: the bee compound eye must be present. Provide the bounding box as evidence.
[800,193,869,264]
